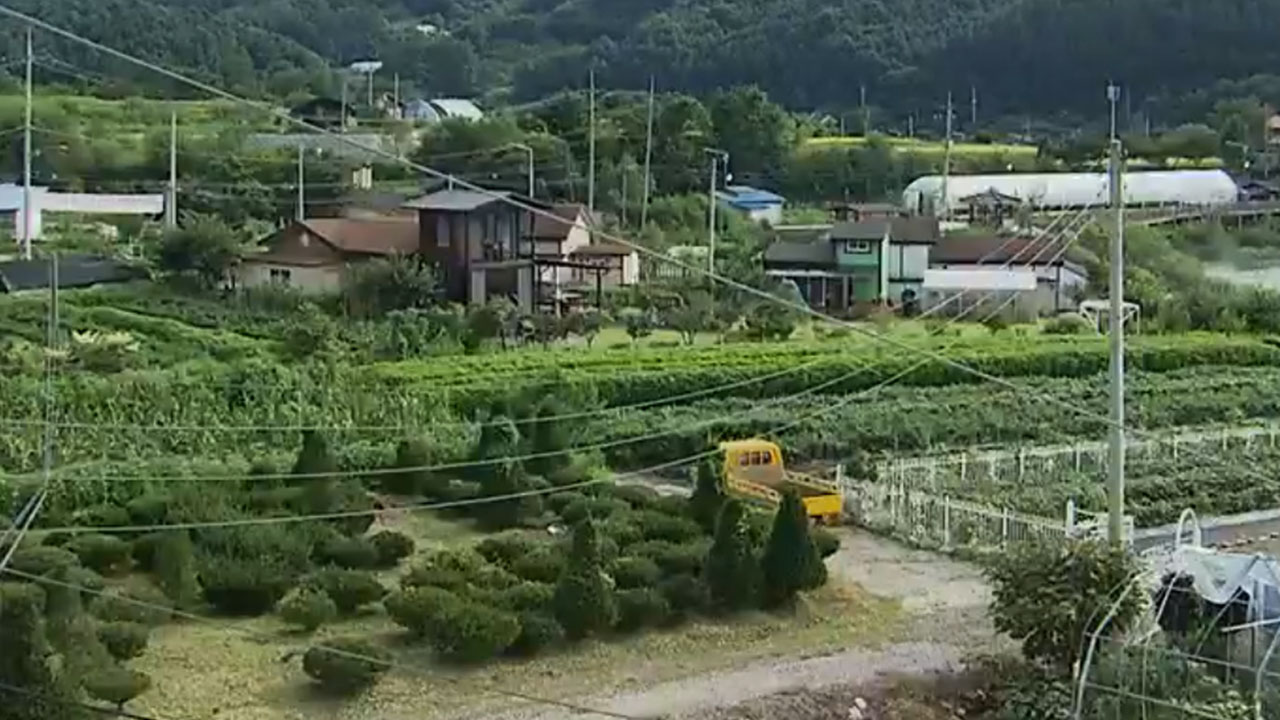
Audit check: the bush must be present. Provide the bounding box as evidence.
[67,566,106,604]
[705,500,759,613]
[760,491,826,608]
[612,484,660,509]
[511,548,566,583]
[302,637,391,695]
[308,569,386,615]
[153,531,200,610]
[616,588,671,632]
[316,536,379,570]
[279,588,338,632]
[125,494,170,526]
[812,528,841,559]
[654,495,689,517]
[688,458,727,532]
[384,438,434,495]
[83,666,151,708]
[635,511,702,543]
[77,504,131,529]
[495,582,554,613]
[385,586,464,638]
[508,613,565,657]
[8,546,79,577]
[559,499,592,525]
[475,532,541,568]
[631,540,706,576]
[611,557,661,590]
[199,556,296,616]
[69,535,132,575]
[402,549,516,593]
[553,520,617,639]
[598,517,643,547]
[97,621,149,661]
[547,491,588,514]
[432,603,521,663]
[1044,313,1094,335]
[89,580,172,626]
[130,533,163,571]
[368,530,415,568]
[660,575,709,621]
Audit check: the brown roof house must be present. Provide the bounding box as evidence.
[531,203,638,302]
[236,217,419,293]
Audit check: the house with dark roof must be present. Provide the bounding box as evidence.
[237,217,420,293]
[925,233,1089,315]
[531,203,638,296]
[762,216,939,311]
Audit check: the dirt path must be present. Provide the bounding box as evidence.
[495,528,996,720]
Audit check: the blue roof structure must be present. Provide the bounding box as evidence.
[717,185,785,211]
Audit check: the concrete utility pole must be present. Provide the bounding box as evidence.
[340,78,348,135]
[641,75,655,231]
[22,25,33,259]
[860,84,869,135]
[296,145,305,222]
[1107,135,1126,546]
[512,143,534,197]
[970,84,978,128]
[392,73,400,114]
[1107,83,1121,141]
[907,113,914,139]
[587,67,597,214]
[940,92,953,222]
[166,111,178,228]
[704,148,728,278]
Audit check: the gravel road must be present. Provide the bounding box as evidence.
[494,528,996,720]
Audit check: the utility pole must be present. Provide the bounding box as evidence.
[970,84,977,128]
[907,113,914,139]
[165,111,177,228]
[22,26,33,259]
[621,158,629,227]
[860,84,868,135]
[587,67,596,214]
[1107,135,1126,546]
[641,75,655,231]
[512,143,534,197]
[296,145,305,222]
[1107,83,1120,141]
[392,73,400,115]
[340,77,348,134]
[940,92,953,222]
[704,148,728,279]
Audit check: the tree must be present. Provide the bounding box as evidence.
[553,519,617,639]
[279,588,337,632]
[0,583,81,720]
[385,438,434,496]
[665,290,713,345]
[473,416,536,529]
[705,499,758,612]
[986,540,1142,669]
[302,637,391,695]
[153,531,199,610]
[342,255,438,319]
[687,457,726,532]
[709,86,796,178]
[465,298,517,351]
[528,397,572,477]
[292,430,341,514]
[154,213,241,288]
[580,309,606,348]
[760,490,826,608]
[621,308,654,344]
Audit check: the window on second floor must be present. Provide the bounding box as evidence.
[844,239,873,254]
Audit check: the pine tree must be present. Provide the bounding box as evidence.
[474,417,536,529]
[154,531,200,610]
[293,431,340,514]
[528,398,571,477]
[0,583,83,720]
[705,499,758,613]
[760,490,827,608]
[553,519,617,639]
[385,438,432,496]
[687,456,726,532]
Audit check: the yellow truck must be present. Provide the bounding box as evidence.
[718,439,843,524]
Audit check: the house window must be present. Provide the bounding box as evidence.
[269,268,292,285]
[844,240,873,254]
[436,215,449,248]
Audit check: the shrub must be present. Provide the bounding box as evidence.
[433,603,521,663]
[385,586,464,638]
[688,458,727,532]
[812,527,841,559]
[1044,313,1094,336]
[553,520,617,639]
[508,613,565,657]
[612,484,660,509]
[585,497,631,520]
[279,588,338,632]
[598,516,643,547]
[96,621,149,661]
[401,549,515,593]
[384,438,434,495]
[130,533,163,571]
[660,574,709,622]
[83,666,151,709]
[636,511,702,543]
[125,495,170,526]
[559,499,592,525]
[41,532,72,547]
[616,588,671,632]
[368,530,415,568]
[308,569,386,615]
[512,548,566,583]
[547,491,588,514]
[8,546,79,577]
[302,637,391,695]
[475,532,540,568]
[199,556,296,616]
[316,536,379,570]
[89,581,172,626]
[611,557,661,590]
[495,582,555,613]
[631,540,706,576]
[69,534,132,575]
[653,495,689,517]
[705,499,760,613]
[77,504,131,529]
[67,566,106,604]
[760,491,826,608]
[153,531,200,610]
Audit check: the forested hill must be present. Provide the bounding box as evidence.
[4,0,1280,118]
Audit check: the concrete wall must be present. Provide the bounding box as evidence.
[237,262,343,293]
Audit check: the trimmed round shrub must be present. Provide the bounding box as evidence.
[97,621,149,661]
[508,613,564,657]
[8,546,79,577]
[69,534,133,576]
[279,588,338,632]
[385,586,462,638]
[660,574,709,622]
[559,499,592,525]
[76,504,131,529]
[41,532,72,547]
[475,532,540,568]
[616,588,671,632]
[302,637,391,695]
[612,484,660,509]
[598,517,643,547]
[511,548,566,583]
[432,603,521,663]
[586,497,630,519]
[631,540,707,576]
[653,495,689,516]
[199,556,296,616]
[611,557,661,590]
[368,530,415,568]
[635,511,702,543]
[547,491,588,514]
[441,480,482,502]
[84,666,151,708]
[130,533,163,571]
[67,566,106,604]
[494,582,554,613]
[401,549,515,593]
[125,495,170,525]
[812,528,841,559]
[308,569,386,615]
[89,581,173,626]
[316,536,379,570]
